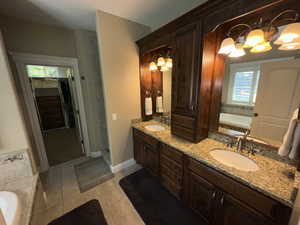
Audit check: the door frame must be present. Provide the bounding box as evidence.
[10,52,91,172]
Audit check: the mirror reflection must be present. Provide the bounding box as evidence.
[162,69,172,114]
[219,46,300,147]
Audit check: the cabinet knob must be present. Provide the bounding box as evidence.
[253,113,259,117]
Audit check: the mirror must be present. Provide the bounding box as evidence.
[219,43,300,147]
[162,69,172,115]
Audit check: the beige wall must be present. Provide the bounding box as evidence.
[163,70,172,113]
[74,29,109,154]
[96,10,150,166]
[0,15,77,57]
[0,15,109,157]
[0,32,29,153]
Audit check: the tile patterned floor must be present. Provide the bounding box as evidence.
[30,158,144,225]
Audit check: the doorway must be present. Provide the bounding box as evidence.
[27,65,85,166]
[11,53,91,171]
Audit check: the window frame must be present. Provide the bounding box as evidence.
[227,65,260,106]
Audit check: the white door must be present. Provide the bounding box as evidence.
[251,59,300,142]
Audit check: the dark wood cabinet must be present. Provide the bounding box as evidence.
[186,171,217,224]
[132,129,291,225]
[160,144,184,199]
[172,23,200,117]
[133,129,160,176]
[184,157,291,225]
[171,22,206,142]
[215,194,274,225]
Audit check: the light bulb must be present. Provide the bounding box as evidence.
[157,57,165,66]
[228,44,246,58]
[278,42,300,50]
[218,38,235,55]
[250,41,272,53]
[166,58,173,68]
[149,62,158,71]
[274,23,300,45]
[244,29,265,48]
[160,65,169,72]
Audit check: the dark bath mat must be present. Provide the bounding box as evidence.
[119,169,206,225]
[75,157,114,192]
[48,200,108,225]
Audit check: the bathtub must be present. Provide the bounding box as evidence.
[0,192,20,225]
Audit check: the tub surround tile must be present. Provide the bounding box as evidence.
[0,150,37,225]
[132,120,299,207]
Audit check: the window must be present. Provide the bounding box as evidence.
[26,65,71,78]
[227,65,260,106]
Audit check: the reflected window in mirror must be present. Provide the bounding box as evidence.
[219,46,300,147]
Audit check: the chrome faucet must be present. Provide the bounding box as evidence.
[236,130,250,152]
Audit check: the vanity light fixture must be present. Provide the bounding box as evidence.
[278,42,300,50]
[166,57,173,68]
[157,57,166,67]
[243,29,265,48]
[149,62,158,71]
[218,37,236,55]
[250,41,272,53]
[160,65,169,72]
[218,10,300,57]
[229,43,246,57]
[274,23,300,45]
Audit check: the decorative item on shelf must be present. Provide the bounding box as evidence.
[218,10,300,57]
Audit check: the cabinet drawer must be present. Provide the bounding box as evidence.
[188,158,291,221]
[133,128,159,148]
[171,124,195,142]
[161,144,184,164]
[172,114,195,129]
[161,173,182,199]
[161,164,182,185]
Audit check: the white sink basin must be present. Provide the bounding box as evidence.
[0,191,20,225]
[210,149,259,172]
[144,124,166,132]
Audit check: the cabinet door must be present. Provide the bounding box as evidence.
[215,194,274,225]
[186,171,217,224]
[133,135,145,165]
[172,23,202,116]
[144,144,159,176]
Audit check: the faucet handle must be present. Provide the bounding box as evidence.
[225,138,234,148]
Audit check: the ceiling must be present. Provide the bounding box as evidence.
[0,0,207,31]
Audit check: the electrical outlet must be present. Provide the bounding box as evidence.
[112,113,117,121]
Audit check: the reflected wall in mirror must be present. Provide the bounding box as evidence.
[219,44,300,147]
[162,69,172,114]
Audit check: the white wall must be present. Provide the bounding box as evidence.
[96,10,150,166]
[0,32,29,153]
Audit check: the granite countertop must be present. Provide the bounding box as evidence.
[0,175,39,225]
[132,120,299,207]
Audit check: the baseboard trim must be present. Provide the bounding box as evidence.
[90,151,102,158]
[110,158,136,173]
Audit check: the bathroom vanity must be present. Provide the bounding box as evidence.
[132,122,294,225]
[134,0,300,224]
